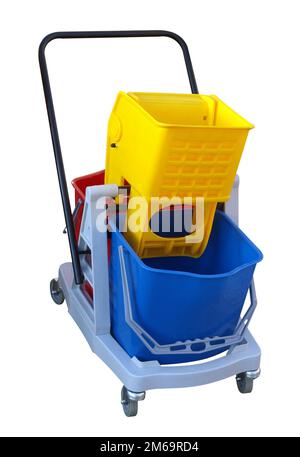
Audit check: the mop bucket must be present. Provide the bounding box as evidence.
[72,170,105,240]
[110,210,263,364]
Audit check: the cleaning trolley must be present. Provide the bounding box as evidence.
[39,31,263,416]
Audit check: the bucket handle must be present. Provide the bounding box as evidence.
[118,245,257,355]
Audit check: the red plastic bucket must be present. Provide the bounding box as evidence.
[72,170,105,239]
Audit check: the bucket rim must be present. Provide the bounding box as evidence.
[110,210,263,279]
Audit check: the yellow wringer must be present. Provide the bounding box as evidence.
[105,91,253,258]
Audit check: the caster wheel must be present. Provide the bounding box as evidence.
[50,278,65,305]
[121,386,138,417]
[236,372,254,393]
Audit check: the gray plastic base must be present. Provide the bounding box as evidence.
[59,262,261,393]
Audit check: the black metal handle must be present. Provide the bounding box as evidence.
[63,199,83,234]
[39,30,199,284]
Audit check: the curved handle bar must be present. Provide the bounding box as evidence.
[39,30,199,284]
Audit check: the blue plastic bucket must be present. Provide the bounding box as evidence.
[109,211,263,364]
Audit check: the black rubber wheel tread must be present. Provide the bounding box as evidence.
[236,372,254,393]
[50,278,65,305]
[121,386,138,417]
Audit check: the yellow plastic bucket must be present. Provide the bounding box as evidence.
[105,92,253,258]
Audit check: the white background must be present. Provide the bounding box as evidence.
[1,0,299,437]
